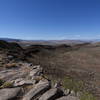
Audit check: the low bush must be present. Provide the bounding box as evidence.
[80,92,96,100]
[0,81,13,88]
[62,77,84,93]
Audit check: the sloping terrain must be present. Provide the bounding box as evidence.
[24,43,100,100]
[0,40,100,100]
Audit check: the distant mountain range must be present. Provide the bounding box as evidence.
[0,37,99,46]
[0,37,92,42]
[0,38,87,46]
[0,38,22,42]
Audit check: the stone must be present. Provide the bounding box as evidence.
[29,65,43,80]
[14,78,34,87]
[39,88,63,100]
[54,82,62,88]
[7,55,14,60]
[0,87,21,100]
[32,65,41,69]
[64,89,70,95]
[70,90,76,96]
[29,66,43,80]
[22,80,51,100]
[56,96,79,100]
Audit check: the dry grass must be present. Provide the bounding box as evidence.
[62,77,84,93]
[4,63,18,69]
[80,92,96,100]
[0,81,13,88]
[25,44,100,99]
[0,42,100,99]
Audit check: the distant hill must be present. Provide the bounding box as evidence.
[0,38,89,43]
[0,38,21,42]
[0,40,23,51]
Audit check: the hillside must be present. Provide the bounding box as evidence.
[0,38,90,47]
[0,40,100,100]
[24,42,100,100]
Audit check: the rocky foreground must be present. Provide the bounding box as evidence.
[0,61,80,100]
[0,40,98,100]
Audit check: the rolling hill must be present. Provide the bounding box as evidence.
[0,40,100,99]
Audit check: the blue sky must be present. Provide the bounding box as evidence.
[0,0,100,40]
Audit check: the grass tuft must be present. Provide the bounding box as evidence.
[62,77,84,93]
[80,92,96,100]
[0,81,13,88]
[4,63,18,69]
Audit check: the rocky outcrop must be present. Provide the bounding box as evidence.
[22,80,51,100]
[0,62,81,100]
[0,87,21,100]
[29,65,43,79]
[39,88,63,100]
[0,40,98,100]
[56,96,79,100]
[14,78,34,87]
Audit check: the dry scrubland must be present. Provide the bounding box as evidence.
[24,43,100,100]
[0,40,100,100]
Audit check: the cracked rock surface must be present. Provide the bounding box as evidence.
[0,61,80,100]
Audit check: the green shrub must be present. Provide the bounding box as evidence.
[63,77,96,100]
[62,77,84,93]
[0,82,13,88]
[80,92,96,100]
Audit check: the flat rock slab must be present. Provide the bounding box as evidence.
[23,80,51,100]
[0,87,21,100]
[29,66,42,78]
[56,96,79,100]
[0,69,18,79]
[39,88,63,100]
[14,78,34,87]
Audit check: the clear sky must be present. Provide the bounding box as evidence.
[0,0,100,40]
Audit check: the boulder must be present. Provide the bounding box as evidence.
[29,65,43,79]
[32,65,40,69]
[70,90,76,96]
[23,80,51,100]
[0,87,21,100]
[63,89,70,95]
[39,88,63,100]
[56,96,79,100]
[14,78,34,87]
[7,55,14,60]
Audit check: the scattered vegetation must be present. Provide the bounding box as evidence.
[62,77,96,100]
[62,77,84,93]
[0,81,13,88]
[0,78,4,86]
[0,40,99,99]
[80,92,96,100]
